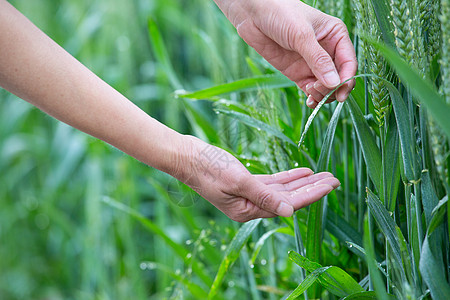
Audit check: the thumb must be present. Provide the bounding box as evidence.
[297,36,341,89]
[240,176,294,217]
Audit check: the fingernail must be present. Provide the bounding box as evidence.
[314,81,322,90]
[306,96,315,107]
[323,71,340,88]
[306,83,314,92]
[276,201,294,217]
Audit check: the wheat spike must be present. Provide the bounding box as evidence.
[355,0,391,126]
[441,0,450,104]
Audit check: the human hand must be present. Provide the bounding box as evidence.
[214,0,357,108]
[173,136,340,222]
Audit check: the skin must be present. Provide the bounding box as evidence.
[0,0,348,222]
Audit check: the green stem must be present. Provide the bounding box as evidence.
[414,182,424,252]
[379,126,390,292]
[344,120,350,221]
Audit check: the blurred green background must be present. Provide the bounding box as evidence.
[0,0,249,299]
[1,0,306,299]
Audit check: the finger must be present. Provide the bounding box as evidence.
[244,200,279,219]
[336,79,355,102]
[267,172,336,192]
[289,184,334,209]
[334,30,357,102]
[282,172,335,191]
[255,167,314,185]
[296,33,341,89]
[313,81,336,100]
[238,176,294,217]
[307,96,319,109]
[306,82,325,102]
[226,198,278,223]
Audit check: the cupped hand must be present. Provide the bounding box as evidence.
[214,0,357,108]
[174,136,340,222]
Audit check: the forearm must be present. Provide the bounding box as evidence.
[0,0,185,175]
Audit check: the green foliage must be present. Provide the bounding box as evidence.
[1,0,449,299]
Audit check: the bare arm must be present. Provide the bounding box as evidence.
[0,0,184,175]
[0,0,340,222]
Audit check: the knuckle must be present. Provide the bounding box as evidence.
[255,189,272,210]
[230,213,249,223]
[312,53,333,70]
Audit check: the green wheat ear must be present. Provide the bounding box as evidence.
[355,0,391,127]
[431,0,450,186]
[391,0,415,64]
[441,0,450,105]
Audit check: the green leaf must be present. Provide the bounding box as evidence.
[288,251,365,298]
[250,227,292,264]
[183,101,220,144]
[208,219,261,299]
[421,171,440,227]
[364,36,450,139]
[363,216,390,300]
[341,291,378,299]
[326,209,364,257]
[385,81,420,182]
[176,75,295,100]
[366,189,408,282]
[317,102,344,171]
[428,196,448,236]
[419,234,450,300]
[384,115,401,211]
[305,102,344,297]
[215,108,296,146]
[368,0,396,49]
[347,96,382,193]
[286,267,331,300]
[147,18,182,90]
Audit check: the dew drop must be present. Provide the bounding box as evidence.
[261,259,267,265]
[245,162,251,167]
[250,264,255,269]
[140,262,147,270]
[294,162,299,167]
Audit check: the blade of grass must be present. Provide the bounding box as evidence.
[288,251,365,298]
[366,189,408,283]
[305,102,344,297]
[363,215,389,300]
[250,227,292,264]
[176,75,295,100]
[214,108,296,146]
[147,18,182,90]
[286,267,332,300]
[368,0,396,48]
[347,95,382,193]
[419,234,450,300]
[208,219,261,299]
